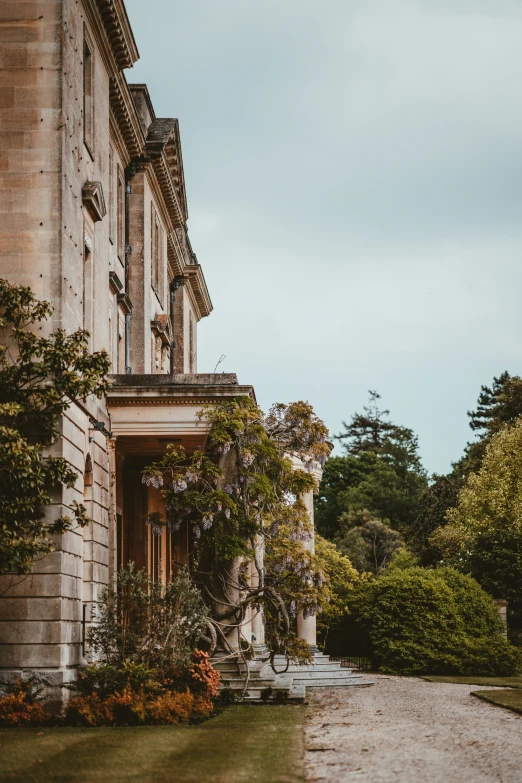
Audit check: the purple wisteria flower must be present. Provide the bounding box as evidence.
[172,478,188,493]
[142,473,163,488]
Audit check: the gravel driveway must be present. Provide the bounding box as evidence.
[304,675,522,783]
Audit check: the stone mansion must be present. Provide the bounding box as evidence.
[0,0,366,699]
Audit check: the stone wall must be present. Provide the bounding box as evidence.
[0,0,111,694]
[0,0,212,697]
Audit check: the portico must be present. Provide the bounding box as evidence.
[107,373,255,587]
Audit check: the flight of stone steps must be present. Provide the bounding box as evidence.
[211,652,373,703]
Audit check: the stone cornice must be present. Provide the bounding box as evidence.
[182,264,213,319]
[148,149,185,229]
[107,376,256,405]
[95,0,139,70]
[109,106,131,168]
[144,118,188,222]
[167,232,183,278]
[109,73,145,160]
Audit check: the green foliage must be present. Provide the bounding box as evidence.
[445,421,522,635]
[0,280,110,574]
[66,651,220,727]
[464,526,522,636]
[351,567,521,675]
[72,663,161,700]
[67,567,219,727]
[453,372,522,480]
[88,564,210,672]
[144,397,332,656]
[316,392,427,540]
[314,534,358,646]
[448,419,522,538]
[334,509,404,574]
[408,474,464,563]
[409,372,522,566]
[336,391,426,479]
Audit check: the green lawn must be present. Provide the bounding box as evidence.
[421,676,522,688]
[0,705,305,783]
[472,689,522,715]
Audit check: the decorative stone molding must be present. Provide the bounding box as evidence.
[109,270,123,295]
[82,181,107,223]
[109,75,145,160]
[95,0,139,70]
[117,293,132,314]
[151,314,171,346]
[145,119,188,223]
[182,264,213,319]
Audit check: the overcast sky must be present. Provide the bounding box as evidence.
[125,0,522,475]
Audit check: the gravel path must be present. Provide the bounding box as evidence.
[304,675,522,783]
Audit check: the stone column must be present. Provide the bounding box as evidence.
[296,487,318,650]
[107,438,118,588]
[214,449,242,654]
[250,539,267,656]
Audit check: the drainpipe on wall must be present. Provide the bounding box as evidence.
[124,161,138,374]
[169,276,183,375]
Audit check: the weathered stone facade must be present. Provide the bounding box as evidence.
[0,0,334,700]
[0,0,215,694]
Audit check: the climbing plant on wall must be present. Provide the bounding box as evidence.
[0,280,110,575]
[142,397,331,661]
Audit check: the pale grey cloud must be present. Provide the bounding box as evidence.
[125,0,522,473]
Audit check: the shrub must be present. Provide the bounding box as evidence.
[72,662,161,699]
[65,651,219,727]
[88,564,210,672]
[351,567,522,676]
[0,678,52,727]
[66,683,215,727]
[183,650,220,702]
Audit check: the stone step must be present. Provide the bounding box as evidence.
[220,677,284,689]
[262,663,349,674]
[283,669,361,680]
[270,654,342,666]
[291,676,373,688]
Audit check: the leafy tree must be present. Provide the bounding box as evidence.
[334,509,404,574]
[410,372,522,563]
[408,474,464,563]
[447,417,522,636]
[315,452,379,538]
[0,281,110,575]
[351,567,521,676]
[316,392,427,538]
[314,534,358,648]
[453,372,522,479]
[143,397,331,662]
[336,390,396,456]
[336,391,425,477]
